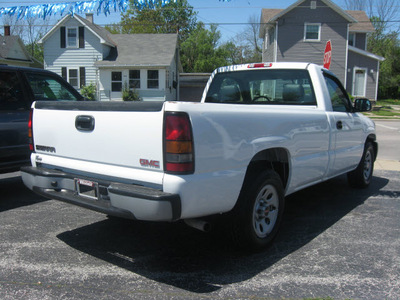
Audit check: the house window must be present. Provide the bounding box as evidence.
[129,70,140,89]
[67,27,78,48]
[147,70,159,89]
[69,69,78,88]
[111,72,122,92]
[304,23,321,41]
[348,33,355,46]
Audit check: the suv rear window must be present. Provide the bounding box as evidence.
[205,69,316,105]
[26,72,80,101]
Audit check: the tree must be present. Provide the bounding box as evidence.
[180,22,230,72]
[1,15,50,63]
[221,14,263,65]
[344,0,399,32]
[106,0,197,42]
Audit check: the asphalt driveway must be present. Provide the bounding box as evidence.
[0,169,399,299]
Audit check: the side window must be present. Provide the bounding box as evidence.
[0,71,26,110]
[324,74,351,112]
[25,73,79,101]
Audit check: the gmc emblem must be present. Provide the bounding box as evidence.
[140,159,160,169]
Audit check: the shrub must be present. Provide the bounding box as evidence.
[80,83,97,101]
[122,82,141,101]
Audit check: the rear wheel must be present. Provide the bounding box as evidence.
[231,170,285,251]
[347,142,375,188]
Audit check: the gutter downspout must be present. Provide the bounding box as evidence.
[344,23,349,89]
[275,21,279,62]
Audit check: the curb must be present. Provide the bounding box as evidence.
[375,159,400,171]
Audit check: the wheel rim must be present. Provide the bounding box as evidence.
[252,184,279,238]
[363,150,372,181]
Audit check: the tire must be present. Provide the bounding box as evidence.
[230,170,285,251]
[347,142,375,188]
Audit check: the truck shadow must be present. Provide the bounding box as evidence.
[57,174,389,293]
[0,172,47,212]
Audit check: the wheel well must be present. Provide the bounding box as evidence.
[367,134,378,161]
[244,148,290,190]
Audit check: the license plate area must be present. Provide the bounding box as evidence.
[75,178,99,200]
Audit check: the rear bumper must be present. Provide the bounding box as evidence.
[21,166,181,221]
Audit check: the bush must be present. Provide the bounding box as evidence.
[122,82,141,101]
[80,83,97,101]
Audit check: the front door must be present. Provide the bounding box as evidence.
[324,72,365,177]
[353,68,367,97]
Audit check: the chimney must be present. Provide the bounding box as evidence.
[4,25,10,36]
[86,13,94,23]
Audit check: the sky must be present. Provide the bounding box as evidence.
[2,0,351,42]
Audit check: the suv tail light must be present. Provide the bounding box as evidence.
[28,109,34,151]
[164,112,194,174]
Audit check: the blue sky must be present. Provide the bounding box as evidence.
[3,0,349,41]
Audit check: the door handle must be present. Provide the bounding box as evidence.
[336,120,343,130]
[75,115,95,132]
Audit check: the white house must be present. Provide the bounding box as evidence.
[38,13,180,101]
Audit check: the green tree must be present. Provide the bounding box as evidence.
[106,0,197,42]
[180,23,230,72]
[368,17,400,99]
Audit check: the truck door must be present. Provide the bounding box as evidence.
[0,70,31,171]
[323,72,365,177]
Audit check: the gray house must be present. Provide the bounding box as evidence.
[39,14,180,101]
[260,0,384,100]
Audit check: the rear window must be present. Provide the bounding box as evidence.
[205,69,316,105]
[25,72,80,101]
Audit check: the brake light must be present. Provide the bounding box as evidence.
[164,112,194,174]
[28,109,34,152]
[248,63,272,68]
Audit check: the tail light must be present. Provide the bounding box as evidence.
[28,109,34,152]
[164,112,194,174]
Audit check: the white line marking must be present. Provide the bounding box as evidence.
[376,123,398,130]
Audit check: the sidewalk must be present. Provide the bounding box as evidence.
[375,159,400,171]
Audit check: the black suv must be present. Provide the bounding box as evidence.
[0,65,83,173]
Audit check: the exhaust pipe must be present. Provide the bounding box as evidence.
[184,219,211,232]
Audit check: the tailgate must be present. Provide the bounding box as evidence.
[31,101,165,182]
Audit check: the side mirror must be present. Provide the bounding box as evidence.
[354,98,372,112]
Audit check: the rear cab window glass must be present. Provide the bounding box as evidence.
[205,69,316,105]
[25,72,80,101]
[0,70,27,110]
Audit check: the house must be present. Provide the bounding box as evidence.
[0,25,42,68]
[38,14,180,101]
[259,0,384,101]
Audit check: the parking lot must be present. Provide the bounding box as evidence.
[1,167,399,300]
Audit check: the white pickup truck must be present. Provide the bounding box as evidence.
[21,62,377,250]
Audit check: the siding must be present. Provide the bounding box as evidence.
[276,0,349,83]
[262,27,276,62]
[43,18,104,92]
[98,68,170,101]
[347,51,378,100]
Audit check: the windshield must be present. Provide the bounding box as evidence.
[26,72,81,101]
[205,69,316,105]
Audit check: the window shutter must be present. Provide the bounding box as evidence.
[79,27,84,48]
[61,67,67,80]
[60,27,66,48]
[79,67,86,88]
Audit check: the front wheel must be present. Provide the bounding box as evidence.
[230,170,285,251]
[347,142,375,188]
